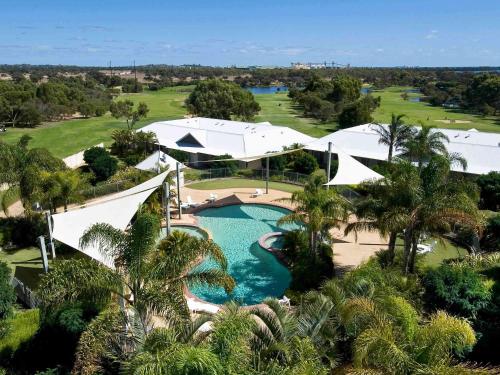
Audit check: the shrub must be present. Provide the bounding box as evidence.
[292,151,318,175]
[83,147,108,166]
[0,262,15,322]
[423,264,492,319]
[480,214,500,251]
[476,172,500,211]
[83,147,118,182]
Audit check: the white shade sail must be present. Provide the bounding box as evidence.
[326,149,383,186]
[51,171,168,267]
[135,151,184,172]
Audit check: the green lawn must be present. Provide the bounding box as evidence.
[254,92,336,137]
[0,246,81,289]
[187,178,303,194]
[395,236,469,269]
[0,309,39,356]
[2,85,498,159]
[372,86,500,133]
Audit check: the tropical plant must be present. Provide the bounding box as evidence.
[39,210,234,333]
[400,125,466,171]
[0,135,65,215]
[40,169,89,212]
[278,173,351,261]
[373,114,415,163]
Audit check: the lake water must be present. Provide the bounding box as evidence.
[246,86,288,94]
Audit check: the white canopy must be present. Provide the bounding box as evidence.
[51,171,168,267]
[326,149,383,186]
[135,151,184,172]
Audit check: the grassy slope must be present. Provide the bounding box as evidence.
[1,85,498,158]
[0,309,39,355]
[187,178,303,194]
[372,86,500,132]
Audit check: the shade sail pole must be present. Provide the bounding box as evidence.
[176,162,182,219]
[164,182,171,236]
[156,143,161,174]
[45,211,56,258]
[266,157,270,194]
[326,142,332,190]
[38,236,49,273]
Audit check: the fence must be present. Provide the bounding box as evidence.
[183,167,360,200]
[80,179,137,200]
[11,276,41,308]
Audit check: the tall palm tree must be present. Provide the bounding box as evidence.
[373,114,415,163]
[400,125,467,171]
[39,210,235,332]
[0,135,65,214]
[40,169,89,212]
[277,174,351,260]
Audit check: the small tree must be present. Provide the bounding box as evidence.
[476,171,500,211]
[109,100,149,130]
[83,147,117,181]
[292,151,318,175]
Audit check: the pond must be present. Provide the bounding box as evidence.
[246,86,288,94]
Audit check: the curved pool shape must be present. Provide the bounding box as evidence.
[189,204,297,305]
[264,234,285,250]
[171,225,207,239]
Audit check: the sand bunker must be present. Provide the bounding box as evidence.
[434,119,471,124]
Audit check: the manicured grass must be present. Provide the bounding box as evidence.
[187,178,303,194]
[254,92,336,137]
[0,309,40,356]
[0,86,189,158]
[395,236,469,269]
[0,246,81,289]
[372,86,500,133]
[2,85,498,159]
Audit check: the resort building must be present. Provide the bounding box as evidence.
[306,124,500,175]
[138,117,315,167]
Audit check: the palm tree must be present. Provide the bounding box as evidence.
[346,161,420,265]
[40,169,89,212]
[277,174,351,261]
[400,125,467,171]
[373,114,415,163]
[0,135,66,214]
[39,210,235,332]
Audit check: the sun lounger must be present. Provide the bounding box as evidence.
[252,188,263,197]
[187,298,220,314]
[208,193,218,202]
[187,195,200,207]
[278,295,291,307]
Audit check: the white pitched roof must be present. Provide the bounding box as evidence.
[138,117,314,160]
[51,172,168,267]
[306,124,500,175]
[135,151,184,172]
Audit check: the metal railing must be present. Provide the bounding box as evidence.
[11,276,41,308]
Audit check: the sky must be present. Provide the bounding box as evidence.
[0,0,499,67]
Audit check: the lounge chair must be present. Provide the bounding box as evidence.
[252,188,263,197]
[208,193,218,202]
[187,298,219,314]
[187,195,200,207]
[278,295,291,307]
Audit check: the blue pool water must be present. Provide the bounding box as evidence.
[189,204,296,305]
[161,225,207,240]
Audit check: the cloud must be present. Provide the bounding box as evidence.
[425,30,438,39]
[376,48,384,53]
[15,25,36,30]
[80,25,113,32]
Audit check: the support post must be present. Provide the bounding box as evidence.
[45,211,56,258]
[176,162,182,219]
[38,236,49,273]
[164,182,171,236]
[157,143,161,174]
[265,157,270,194]
[326,142,332,190]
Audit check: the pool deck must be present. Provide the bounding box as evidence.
[173,185,388,272]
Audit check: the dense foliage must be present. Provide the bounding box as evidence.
[186,79,261,120]
[83,147,118,182]
[476,171,500,211]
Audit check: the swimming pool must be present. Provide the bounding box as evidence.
[164,225,208,240]
[189,204,297,305]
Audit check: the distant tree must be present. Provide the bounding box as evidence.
[328,74,361,104]
[476,171,500,211]
[186,79,260,120]
[292,151,319,175]
[464,74,500,115]
[338,95,380,129]
[212,154,238,175]
[109,100,149,130]
[78,102,96,118]
[373,114,415,163]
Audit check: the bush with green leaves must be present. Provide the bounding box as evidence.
[423,263,492,319]
[480,214,500,251]
[292,151,318,175]
[476,171,500,211]
[83,147,117,182]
